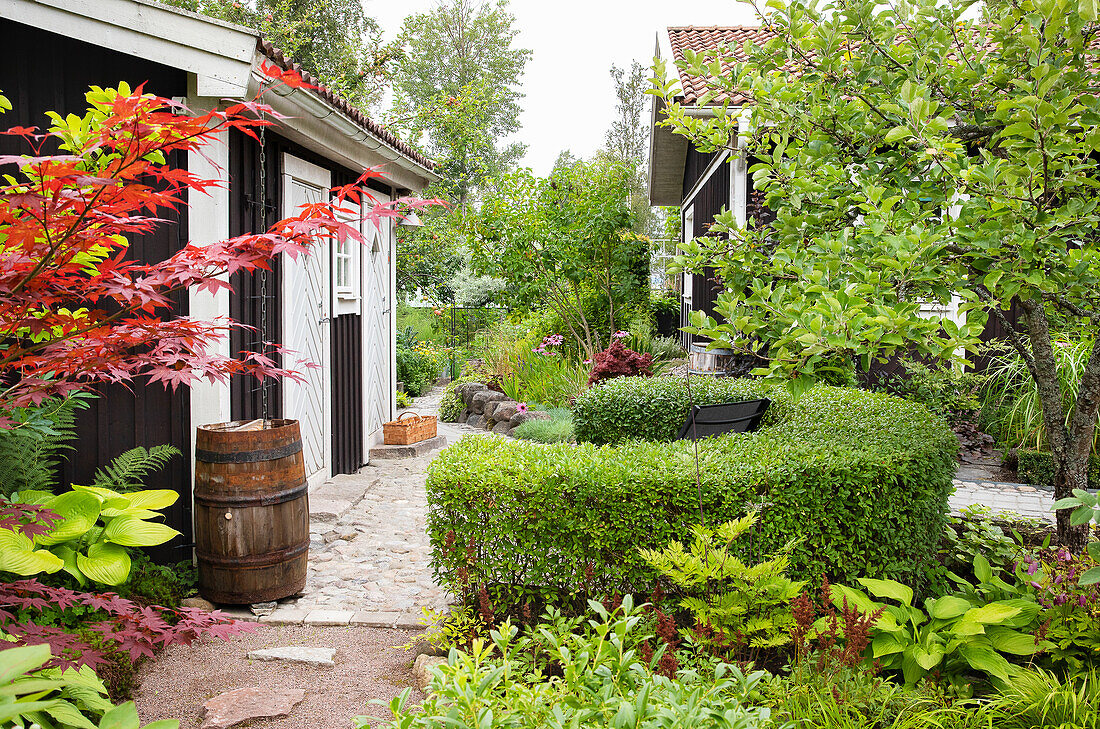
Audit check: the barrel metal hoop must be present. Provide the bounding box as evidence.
[194,481,308,508]
[196,541,308,568]
[195,440,302,464]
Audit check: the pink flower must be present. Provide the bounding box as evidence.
[612,330,630,339]
[516,403,528,413]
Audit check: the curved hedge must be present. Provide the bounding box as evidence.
[572,376,782,444]
[427,382,957,615]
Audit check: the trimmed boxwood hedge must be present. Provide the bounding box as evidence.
[1015,448,1100,489]
[572,376,781,444]
[427,382,957,615]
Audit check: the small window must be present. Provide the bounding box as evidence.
[335,234,354,294]
[334,201,361,304]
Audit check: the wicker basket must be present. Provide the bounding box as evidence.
[383,412,437,445]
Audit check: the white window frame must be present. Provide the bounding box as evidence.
[333,196,362,316]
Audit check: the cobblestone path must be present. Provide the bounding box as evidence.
[257,387,475,628]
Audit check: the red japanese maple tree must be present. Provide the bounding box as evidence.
[0,64,435,414]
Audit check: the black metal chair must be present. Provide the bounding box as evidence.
[676,398,771,441]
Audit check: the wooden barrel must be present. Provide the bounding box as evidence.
[194,419,309,604]
[688,344,738,376]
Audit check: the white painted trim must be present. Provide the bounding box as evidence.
[682,149,731,211]
[260,73,437,190]
[186,124,230,551]
[731,116,749,229]
[333,198,362,317]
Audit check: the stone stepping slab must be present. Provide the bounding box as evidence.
[246,646,336,668]
[200,687,305,729]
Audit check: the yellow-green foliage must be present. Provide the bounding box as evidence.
[640,513,805,657]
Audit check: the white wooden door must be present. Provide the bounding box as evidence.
[281,155,332,487]
[362,191,392,447]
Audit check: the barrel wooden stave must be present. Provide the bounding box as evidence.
[194,419,309,605]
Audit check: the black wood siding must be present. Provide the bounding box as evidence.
[681,145,730,348]
[0,17,192,562]
[331,314,363,474]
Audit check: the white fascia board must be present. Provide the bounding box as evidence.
[2,0,256,97]
[254,70,438,192]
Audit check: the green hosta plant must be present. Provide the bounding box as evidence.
[640,513,805,660]
[832,573,1046,689]
[1,485,180,586]
[1052,489,1100,585]
[0,642,178,729]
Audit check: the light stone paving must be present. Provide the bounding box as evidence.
[949,482,1055,523]
[249,383,1058,626]
[258,385,479,627]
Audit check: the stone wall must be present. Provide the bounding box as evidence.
[450,383,549,437]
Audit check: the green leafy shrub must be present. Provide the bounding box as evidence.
[428,384,956,615]
[1016,448,1100,490]
[396,345,439,397]
[871,359,984,424]
[512,408,574,443]
[640,513,804,662]
[571,376,779,445]
[363,598,775,729]
[113,552,196,608]
[395,390,412,409]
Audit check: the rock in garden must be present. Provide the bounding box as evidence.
[455,382,486,403]
[510,411,550,428]
[181,597,216,611]
[246,646,336,668]
[200,687,305,729]
[470,390,506,414]
[493,403,518,422]
[466,414,487,430]
[336,526,358,541]
[249,601,277,616]
[492,422,512,436]
[412,654,446,693]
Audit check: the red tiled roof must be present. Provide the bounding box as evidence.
[258,38,435,172]
[667,26,778,105]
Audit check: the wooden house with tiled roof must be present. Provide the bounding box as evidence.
[0,0,437,559]
[649,26,776,350]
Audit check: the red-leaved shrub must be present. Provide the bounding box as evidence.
[587,340,653,385]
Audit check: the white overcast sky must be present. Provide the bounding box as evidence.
[365,0,759,175]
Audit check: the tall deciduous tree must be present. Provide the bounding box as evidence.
[163,0,397,111]
[654,0,1100,548]
[471,160,643,359]
[391,0,531,203]
[604,62,656,236]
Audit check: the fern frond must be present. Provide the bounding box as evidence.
[93,444,181,493]
[0,395,85,497]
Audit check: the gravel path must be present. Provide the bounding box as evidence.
[133,625,424,729]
